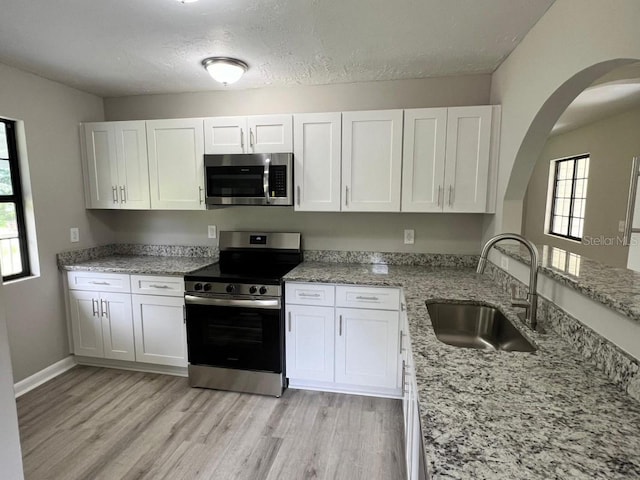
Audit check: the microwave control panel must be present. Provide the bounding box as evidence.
[269,165,288,197]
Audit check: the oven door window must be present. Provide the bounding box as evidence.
[206,166,265,197]
[186,304,281,372]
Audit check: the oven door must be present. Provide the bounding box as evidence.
[185,295,283,373]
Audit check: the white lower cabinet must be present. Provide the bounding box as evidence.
[285,305,335,382]
[285,282,401,397]
[132,294,187,367]
[335,307,399,389]
[68,290,135,361]
[67,272,186,368]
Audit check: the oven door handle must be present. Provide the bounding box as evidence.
[185,295,281,310]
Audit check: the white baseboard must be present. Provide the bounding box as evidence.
[74,356,188,377]
[14,356,77,398]
[288,379,402,399]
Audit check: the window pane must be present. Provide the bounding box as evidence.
[0,160,13,195]
[0,123,7,160]
[558,161,571,180]
[0,203,18,237]
[0,237,22,277]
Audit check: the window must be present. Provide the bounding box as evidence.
[0,119,30,280]
[548,154,589,241]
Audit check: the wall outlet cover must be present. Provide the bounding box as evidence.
[404,229,415,245]
[70,227,79,243]
[619,220,626,233]
[208,225,217,239]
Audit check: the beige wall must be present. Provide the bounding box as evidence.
[488,0,640,242]
[523,107,640,267]
[104,75,491,254]
[0,62,110,381]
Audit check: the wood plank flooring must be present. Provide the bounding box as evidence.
[17,366,406,480]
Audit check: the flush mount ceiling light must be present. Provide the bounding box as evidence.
[202,57,249,86]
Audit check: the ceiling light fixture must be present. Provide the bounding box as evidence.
[202,57,249,86]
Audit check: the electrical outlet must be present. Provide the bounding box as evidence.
[501,256,509,270]
[619,220,626,233]
[208,225,217,239]
[404,229,415,245]
[70,227,79,243]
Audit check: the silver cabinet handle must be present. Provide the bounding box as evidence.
[401,360,406,394]
[112,186,118,204]
[401,303,406,311]
[250,128,255,148]
[92,299,99,317]
[345,186,349,207]
[100,299,108,318]
[120,186,126,203]
[288,311,292,332]
[399,330,404,354]
[339,315,343,336]
[199,186,204,204]
[355,295,379,301]
[89,281,110,285]
[296,186,301,206]
[240,128,245,150]
[299,293,321,298]
[448,185,454,206]
[437,185,442,207]
[148,284,171,289]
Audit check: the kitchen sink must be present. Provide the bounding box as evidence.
[425,302,536,352]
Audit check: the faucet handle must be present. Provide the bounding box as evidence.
[510,283,530,308]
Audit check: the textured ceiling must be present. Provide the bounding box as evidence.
[0,0,554,97]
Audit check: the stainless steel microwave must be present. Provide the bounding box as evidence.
[204,153,293,207]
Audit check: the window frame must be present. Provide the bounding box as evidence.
[0,119,31,281]
[548,154,589,242]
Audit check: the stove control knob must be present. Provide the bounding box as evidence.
[226,284,235,293]
[194,283,203,291]
[249,286,257,294]
[259,286,268,295]
[203,283,212,292]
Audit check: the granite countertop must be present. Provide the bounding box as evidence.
[59,254,215,276]
[497,243,640,324]
[285,262,640,479]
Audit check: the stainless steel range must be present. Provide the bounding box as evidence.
[184,231,302,397]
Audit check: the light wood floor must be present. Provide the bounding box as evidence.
[17,366,406,480]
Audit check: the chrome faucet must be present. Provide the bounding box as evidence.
[476,233,539,330]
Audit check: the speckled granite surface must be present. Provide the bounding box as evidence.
[57,244,217,275]
[497,243,640,324]
[284,262,640,479]
[304,250,478,268]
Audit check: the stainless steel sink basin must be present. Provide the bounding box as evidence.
[426,302,536,352]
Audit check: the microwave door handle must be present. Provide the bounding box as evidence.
[263,159,270,204]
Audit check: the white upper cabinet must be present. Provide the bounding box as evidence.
[401,105,495,213]
[204,115,292,154]
[401,108,448,212]
[443,106,493,213]
[83,121,149,209]
[146,118,205,210]
[342,110,403,212]
[293,112,342,211]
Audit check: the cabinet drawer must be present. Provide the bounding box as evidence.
[130,275,184,297]
[286,283,335,306]
[336,286,400,310]
[67,271,131,293]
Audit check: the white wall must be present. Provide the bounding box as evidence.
[0,62,111,381]
[104,75,492,253]
[0,283,23,479]
[487,0,640,240]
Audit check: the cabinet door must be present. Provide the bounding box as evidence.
[132,294,187,367]
[293,113,342,212]
[401,108,448,212]
[342,110,402,212]
[83,122,119,209]
[204,116,247,154]
[285,305,335,382]
[100,292,135,361]
[335,307,399,388]
[443,106,492,213]
[69,290,104,358]
[147,119,205,210]
[247,114,293,153]
[114,121,150,209]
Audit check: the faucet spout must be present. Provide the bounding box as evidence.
[477,233,539,330]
